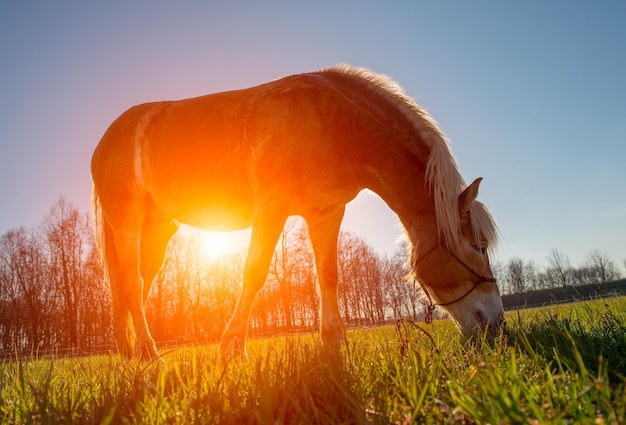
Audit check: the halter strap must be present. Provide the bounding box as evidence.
[414,244,497,324]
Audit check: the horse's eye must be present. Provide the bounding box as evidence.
[472,244,487,255]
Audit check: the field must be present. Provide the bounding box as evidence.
[1,298,625,424]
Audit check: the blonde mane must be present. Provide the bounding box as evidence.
[321,65,498,254]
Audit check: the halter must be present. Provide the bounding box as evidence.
[414,244,497,324]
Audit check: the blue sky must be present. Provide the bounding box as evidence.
[1,1,625,270]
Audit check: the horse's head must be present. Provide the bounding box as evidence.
[413,178,505,339]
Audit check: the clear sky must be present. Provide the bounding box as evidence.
[1,1,625,270]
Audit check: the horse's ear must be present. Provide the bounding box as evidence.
[458,177,482,214]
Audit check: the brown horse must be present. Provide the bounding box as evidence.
[91,65,503,360]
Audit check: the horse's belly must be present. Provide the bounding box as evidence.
[148,175,254,231]
[172,198,254,231]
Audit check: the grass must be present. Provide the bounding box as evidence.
[1,298,625,424]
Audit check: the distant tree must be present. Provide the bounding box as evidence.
[524,261,540,291]
[490,261,507,293]
[358,240,385,323]
[199,253,245,339]
[535,271,552,290]
[336,234,353,324]
[571,266,596,287]
[44,198,95,348]
[337,232,384,324]
[503,258,539,294]
[80,236,111,348]
[546,248,574,287]
[381,251,418,318]
[276,221,318,329]
[150,233,205,340]
[268,218,304,330]
[505,258,526,294]
[584,249,622,284]
[0,227,54,352]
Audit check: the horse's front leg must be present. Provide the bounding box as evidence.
[306,207,346,350]
[219,204,287,359]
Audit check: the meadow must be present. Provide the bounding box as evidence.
[1,298,625,424]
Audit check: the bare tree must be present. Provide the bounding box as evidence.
[149,233,205,341]
[200,252,245,339]
[268,218,303,330]
[503,258,540,294]
[546,248,574,287]
[382,249,425,319]
[505,258,526,294]
[381,253,407,318]
[80,236,111,348]
[44,198,95,348]
[584,249,622,284]
[524,260,540,291]
[276,221,318,329]
[337,232,385,324]
[0,228,54,352]
[490,261,508,294]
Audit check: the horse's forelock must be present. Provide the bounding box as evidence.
[426,142,499,255]
[469,200,499,256]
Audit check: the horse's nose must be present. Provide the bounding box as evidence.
[475,309,487,327]
[476,309,505,331]
[497,313,507,334]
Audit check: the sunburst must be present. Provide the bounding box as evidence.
[197,231,231,260]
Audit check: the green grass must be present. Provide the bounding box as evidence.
[1,298,625,424]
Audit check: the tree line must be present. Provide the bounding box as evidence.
[0,198,424,355]
[0,198,108,356]
[493,248,623,295]
[1,197,623,356]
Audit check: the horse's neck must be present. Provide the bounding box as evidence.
[366,151,438,248]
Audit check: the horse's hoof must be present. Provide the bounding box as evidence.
[142,351,165,365]
[321,327,346,348]
[219,335,247,362]
[137,340,162,363]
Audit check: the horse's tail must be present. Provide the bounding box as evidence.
[92,186,136,356]
[92,187,106,275]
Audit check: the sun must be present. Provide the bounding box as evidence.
[197,231,230,260]
[178,225,250,261]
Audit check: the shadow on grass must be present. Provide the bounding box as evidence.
[507,302,626,383]
[202,338,367,425]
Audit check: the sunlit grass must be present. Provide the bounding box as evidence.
[1,298,625,424]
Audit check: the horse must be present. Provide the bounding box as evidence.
[91,65,504,360]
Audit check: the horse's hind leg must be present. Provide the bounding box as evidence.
[140,217,178,307]
[102,219,135,358]
[109,216,161,361]
[219,203,288,358]
[305,207,346,350]
[136,217,177,354]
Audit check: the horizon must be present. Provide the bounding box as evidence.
[9,193,625,278]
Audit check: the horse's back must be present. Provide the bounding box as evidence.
[92,71,373,227]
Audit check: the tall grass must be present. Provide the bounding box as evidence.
[1,298,625,424]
